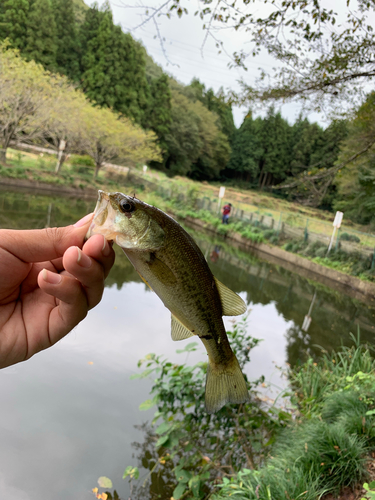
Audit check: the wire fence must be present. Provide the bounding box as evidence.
[198,196,375,257]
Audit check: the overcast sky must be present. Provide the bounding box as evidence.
[96,0,324,128]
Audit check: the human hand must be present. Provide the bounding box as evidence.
[0,214,115,369]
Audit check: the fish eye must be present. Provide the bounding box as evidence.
[119,199,135,213]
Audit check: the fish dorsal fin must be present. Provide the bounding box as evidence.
[171,315,195,341]
[214,277,247,316]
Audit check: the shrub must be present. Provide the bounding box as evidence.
[70,154,95,167]
[341,232,361,243]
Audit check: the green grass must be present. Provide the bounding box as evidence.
[214,336,375,499]
[282,239,375,281]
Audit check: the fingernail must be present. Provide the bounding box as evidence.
[42,268,62,285]
[101,236,111,257]
[74,213,93,228]
[77,247,92,268]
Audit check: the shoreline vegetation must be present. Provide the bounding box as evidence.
[2,148,375,298]
[92,321,375,500]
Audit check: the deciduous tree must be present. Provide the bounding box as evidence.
[132,0,375,112]
[164,90,230,179]
[79,106,161,178]
[44,86,90,173]
[0,44,61,163]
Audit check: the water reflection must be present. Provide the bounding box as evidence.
[1,187,375,500]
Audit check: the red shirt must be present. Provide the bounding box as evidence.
[222,205,231,215]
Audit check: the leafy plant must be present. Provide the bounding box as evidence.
[125,316,284,499]
[362,481,375,500]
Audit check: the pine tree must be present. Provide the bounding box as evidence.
[52,0,80,80]
[111,28,150,124]
[80,3,115,107]
[225,112,264,183]
[288,116,325,177]
[0,0,29,50]
[80,2,150,124]
[258,108,291,188]
[24,0,57,70]
[147,74,172,157]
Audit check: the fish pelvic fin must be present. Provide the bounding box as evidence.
[205,355,250,413]
[214,277,247,316]
[171,314,195,341]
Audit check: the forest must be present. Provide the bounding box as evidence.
[0,0,375,225]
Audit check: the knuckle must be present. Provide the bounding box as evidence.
[44,226,66,254]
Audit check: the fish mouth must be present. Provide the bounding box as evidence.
[85,190,117,241]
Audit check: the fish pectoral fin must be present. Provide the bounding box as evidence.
[171,315,195,341]
[147,254,177,287]
[214,277,247,316]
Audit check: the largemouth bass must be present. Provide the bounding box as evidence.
[86,190,250,413]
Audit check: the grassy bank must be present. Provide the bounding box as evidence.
[0,148,124,192]
[91,322,375,500]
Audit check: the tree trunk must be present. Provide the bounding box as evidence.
[0,148,7,164]
[55,139,67,174]
[260,171,268,190]
[94,163,101,178]
[55,151,66,174]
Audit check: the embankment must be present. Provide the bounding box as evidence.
[183,215,375,306]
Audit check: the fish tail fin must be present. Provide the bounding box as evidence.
[205,355,250,413]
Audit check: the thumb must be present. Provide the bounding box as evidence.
[0,213,94,263]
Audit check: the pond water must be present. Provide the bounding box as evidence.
[1,186,375,500]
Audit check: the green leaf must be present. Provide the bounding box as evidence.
[200,471,210,480]
[156,421,171,435]
[176,342,198,353]
[139,396,157,411]
[98,476,113,488]
[175,469,192,483]
[130,368,154,380]
[189,476,201,497]
[366,410,375,416]
[173,482,187,499]
[123,466,139,480]
[156,434,170,447]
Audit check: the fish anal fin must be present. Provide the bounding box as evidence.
[214,277,247,316]
[205,355,250,413]
[171,315,195,341]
